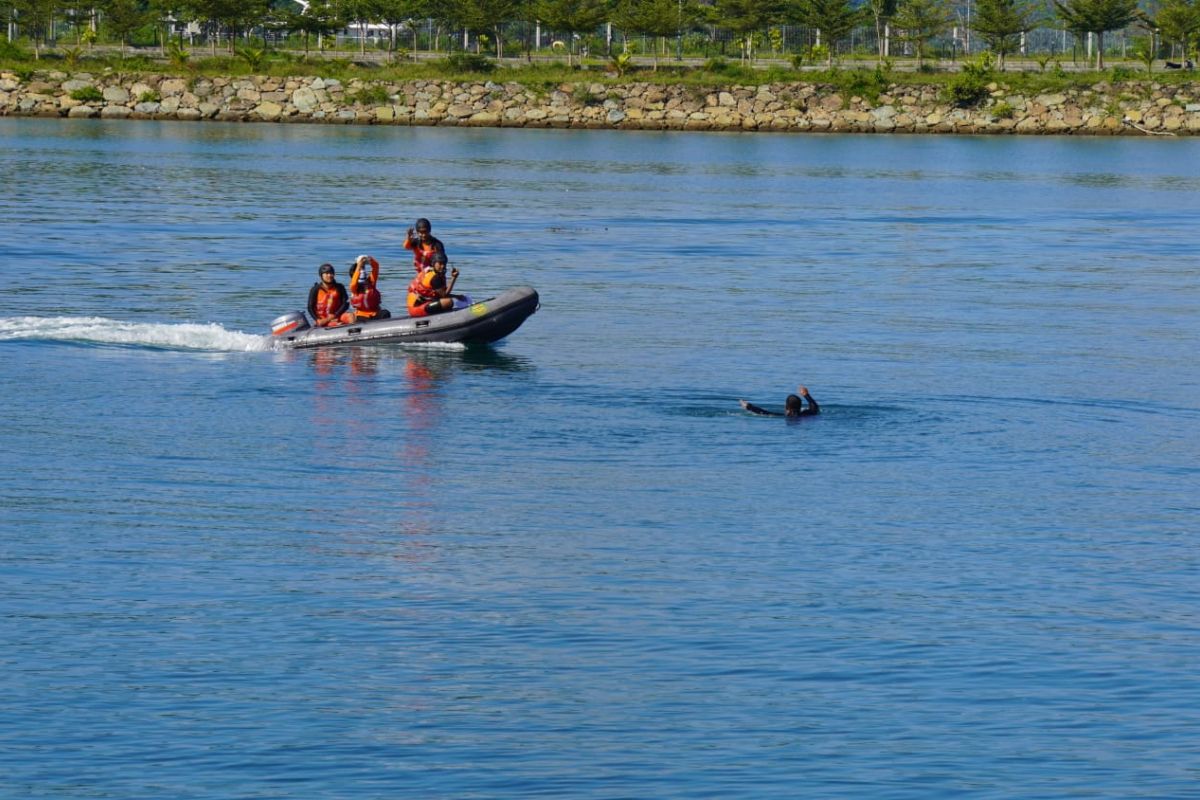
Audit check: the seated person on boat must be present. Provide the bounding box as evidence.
[308,264,353,327]
[407,253,461,318]
[348,255,390,321]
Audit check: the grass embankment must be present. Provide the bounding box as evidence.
[2,38,1194,100]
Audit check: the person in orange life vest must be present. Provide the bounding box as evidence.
[407,253,461,318]
[348,254,391,321]
[403,217,446,274]
[739,385,820,418]
[307,263,353,327]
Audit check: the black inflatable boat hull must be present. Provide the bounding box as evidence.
[273,286,538,350]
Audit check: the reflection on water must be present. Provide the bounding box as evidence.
[287,343,535,375]
[295,344,535,537]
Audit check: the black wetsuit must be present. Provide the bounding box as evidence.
[742,394,820,418]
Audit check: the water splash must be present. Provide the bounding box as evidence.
[0,316,272,352]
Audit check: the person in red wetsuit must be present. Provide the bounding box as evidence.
[403,218,446,274]
[307,263,353,327]
[739,385,820,418]
[407,253,460,317]
[348,255,390,321]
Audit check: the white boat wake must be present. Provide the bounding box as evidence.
[0,316,273,352]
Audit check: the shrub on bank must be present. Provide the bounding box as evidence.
[442,52,495,74]
[0,40,30,61]
[69,85,104,102]
[943,53,995,107]
[348,85,392,105]
[823,63,893,105]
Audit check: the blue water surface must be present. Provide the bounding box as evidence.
[1,118,1198,799]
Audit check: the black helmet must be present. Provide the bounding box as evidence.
[318,263,335,276]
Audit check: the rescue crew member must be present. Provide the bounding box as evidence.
[739,385,820,418]
[407,253,460,318]
[307,264,353,328]
[403,218,446,274]
[348,254,390,321]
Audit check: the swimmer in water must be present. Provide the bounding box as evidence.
[739,385,820,418]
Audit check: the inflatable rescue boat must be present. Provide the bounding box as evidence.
[270,286,538,349]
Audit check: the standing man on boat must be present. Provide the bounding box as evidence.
[348,255,390,321]
[308,264,353,328]
[407,253,460,317]
[404,218,446,274]
[739,385,821,418]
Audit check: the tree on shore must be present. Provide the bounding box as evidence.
[534,0,611,66]
[62,0,98,46]
[971,0,1040,69]
[188,0,231,54]
[714,0,786,64]
[612,0,694,70]
[338,0,380,55]
[103,0,150,56]
[890,0,952,68]
[148,0,184,54]
[9,0,60,58]
[185,0,271,55]
[444,0,526,58]
[867,0,898,64]
[792,0,866,66]
[1154,0,1200,62]
[228,0,271,50]
[284,0,343,58]
[375,0,427,59]
[1053,0,1140,69]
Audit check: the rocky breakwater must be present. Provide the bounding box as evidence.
[4,69,1200,135]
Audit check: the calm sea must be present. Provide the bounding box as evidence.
[1,118,1198,799]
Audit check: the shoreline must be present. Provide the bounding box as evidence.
[4,69,1200,135]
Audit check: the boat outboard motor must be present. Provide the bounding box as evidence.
[271,311,311,337]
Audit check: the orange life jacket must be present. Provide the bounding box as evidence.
[405,237,444,272]
[351,284,382,316]
[348,259,382,318]
[407,269,442,305]
[315,286,343,319]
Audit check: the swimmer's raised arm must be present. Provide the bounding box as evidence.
[798,386,818,415]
